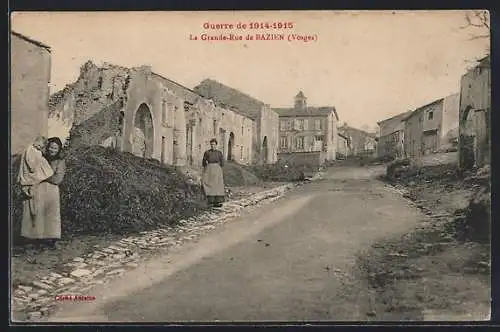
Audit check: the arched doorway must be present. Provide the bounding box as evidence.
[262,136,268,164]
[228,132,235,161]
[459,105,475,170]
[132,103,154,158]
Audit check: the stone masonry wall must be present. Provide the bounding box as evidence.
[48,61,131,144]
[11,33,51,155]
[185,98,255,169]
[68,101,124,149]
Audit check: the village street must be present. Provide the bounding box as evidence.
[45,164,432,323]
[10,11,491,326]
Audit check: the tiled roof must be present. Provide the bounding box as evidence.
[476,55,490,69]
[193,79,266,120]
[11,31,51,51]
[479,54,490,64]
[273,106,339,121]
[402,97,444,121]
[377,110,413,126]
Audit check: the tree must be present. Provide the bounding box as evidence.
[459,10,490,64]
[460,10,490,41]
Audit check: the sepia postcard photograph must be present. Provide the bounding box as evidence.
[9,10,491,323]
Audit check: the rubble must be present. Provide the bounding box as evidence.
[223,162,263,187]
[70,269,92,278]
[355,160,491,320]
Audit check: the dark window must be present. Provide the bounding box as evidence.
[428,111,434,120]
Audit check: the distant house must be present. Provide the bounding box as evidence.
[273,91,339,166]
[193,79,279,164]
[337,133,349,159]
[403,93,460,159]
[376,111,412,158]
[458,55,491,170]
[338,124,377,157]
[10,31,52,155]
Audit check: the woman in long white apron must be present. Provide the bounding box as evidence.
[201,138,225,208]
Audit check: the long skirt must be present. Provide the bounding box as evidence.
[21,182,61,239]
[202,163,225,205]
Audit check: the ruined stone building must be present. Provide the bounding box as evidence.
[376,111,412,158]
[48,61,263,169]
[193,79,279,165]
[10,31,51,155]
[403,93,460,159]
[273,92,339,166]
[337,124,377,157]
[458,55,491,170]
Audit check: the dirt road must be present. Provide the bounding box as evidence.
[48,165,429,322]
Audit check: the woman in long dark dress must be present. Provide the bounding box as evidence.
[202,139,225,208]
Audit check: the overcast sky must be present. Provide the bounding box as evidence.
[11,11,489,129]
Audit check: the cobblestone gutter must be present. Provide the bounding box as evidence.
[12,182,300,321]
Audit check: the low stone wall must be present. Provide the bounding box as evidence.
[277,151,324,168]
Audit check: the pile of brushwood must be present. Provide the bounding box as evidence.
[223,162,263,187]
[10,146,208,241]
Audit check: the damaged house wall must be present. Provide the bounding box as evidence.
[184,97,255,169]
[121,66,186,165]
[458,55,491,170]
[151,73,256,169]
[193,79,279,165]
[48,61,131,145]
[49,60,256,170]
[49,61,187,166]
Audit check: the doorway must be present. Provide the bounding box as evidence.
[262,136,268,164]
[228,132,235,161]
[132,103,154,158]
